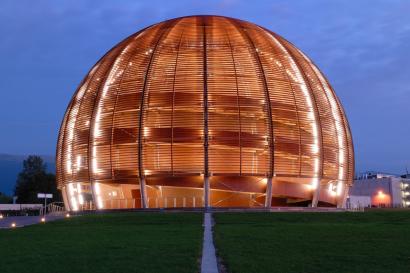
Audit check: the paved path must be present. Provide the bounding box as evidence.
[0,215,66,229]
[201,212,219,273]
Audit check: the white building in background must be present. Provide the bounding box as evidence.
[402,174,410,207]
[347,195,371,209]
[347,172,410,208]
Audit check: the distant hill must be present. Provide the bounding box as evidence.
[0,154,55,195]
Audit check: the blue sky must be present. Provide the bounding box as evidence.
[0,0,409,174]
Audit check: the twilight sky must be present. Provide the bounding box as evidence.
[0,0,409,174]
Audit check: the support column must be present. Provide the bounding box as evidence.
[337,184,349,208]
[231,21,275,210]
[204,176,210,209]
[264,177,273,208]
[136,21,177,210]
[140,177,147,208]
[202,17,210,211]
[312,183,321,207]
[62,186,71,211]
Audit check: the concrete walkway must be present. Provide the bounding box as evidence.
[0,215,66,229]
[201,212,219,273]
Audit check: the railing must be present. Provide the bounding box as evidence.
[40,202,66,215]
[79,201,94,211]
[99,196,265,210]
[148,196,205,209]
[100,196,206,210]
[346,206,365,212]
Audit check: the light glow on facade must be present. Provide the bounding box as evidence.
[56,16,354,210]
[67,183,79,211]
[94,182,104,209]
[268,33,320,189]
[295,47,348,191]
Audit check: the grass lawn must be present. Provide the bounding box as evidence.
[214,210,410,273]
[0,212,203,273]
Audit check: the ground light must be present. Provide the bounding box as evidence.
[41,217,46,223]
[65,213,70,218]
[0,214,3,219]
[11,222,16,228]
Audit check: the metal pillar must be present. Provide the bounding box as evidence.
[264,177,273,208]
[204,176,210,210]
[312,183,321,207]
[139,177,147,208]
[337,185,349,208]
[136,21,175,211]
[202,17,210,212]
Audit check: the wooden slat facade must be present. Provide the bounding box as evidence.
[56,16,354,210]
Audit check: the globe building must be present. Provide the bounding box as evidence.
[56,15,354,211]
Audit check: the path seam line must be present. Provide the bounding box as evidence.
[201,212,219,273]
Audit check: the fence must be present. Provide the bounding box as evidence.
[100,196,206,210]
[39,202,66,216]
[0,204,43,211]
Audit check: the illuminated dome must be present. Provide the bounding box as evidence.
[56,15,354,211]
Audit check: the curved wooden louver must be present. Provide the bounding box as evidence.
[56,15,354,209]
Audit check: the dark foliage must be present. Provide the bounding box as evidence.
[0,192,12,204]
[14,155,61,203]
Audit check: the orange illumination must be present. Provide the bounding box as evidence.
[372,190,391,206]
[56,15,354,209]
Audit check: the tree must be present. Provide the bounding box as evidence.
[14,155,61,204]
[0,192,12,204]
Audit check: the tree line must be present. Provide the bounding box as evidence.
[0,155,61,204]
